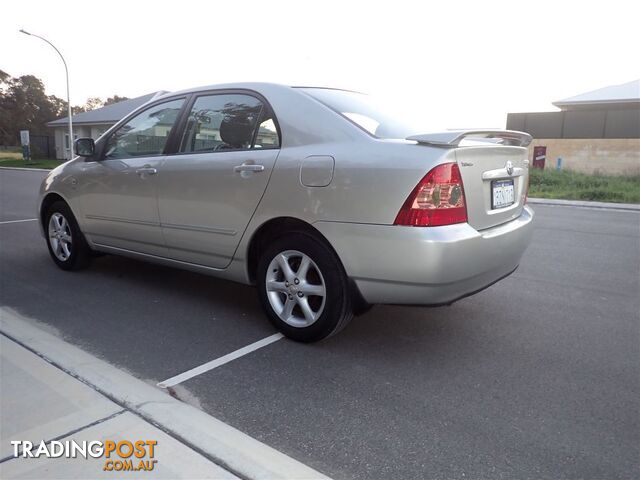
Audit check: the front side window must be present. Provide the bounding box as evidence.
[180,94,278,153]
[104,98,184,159]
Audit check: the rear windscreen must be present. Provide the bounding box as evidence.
[299,87,428,140]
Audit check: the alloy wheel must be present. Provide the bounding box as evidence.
[265,250,326,327]
[48,212,73,262]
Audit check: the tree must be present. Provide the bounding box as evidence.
[72,97,103,114]
[0,73,66,145]
[104,95,128,106]
[0,71,129,145]
[73,95,129,114]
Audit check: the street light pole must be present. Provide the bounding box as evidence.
[19,29,74,157]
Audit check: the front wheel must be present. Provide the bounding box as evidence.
[257,233,353,342]
[45,201,91,271]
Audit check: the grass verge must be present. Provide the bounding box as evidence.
[529,168,640,204]
[0,154,64,170]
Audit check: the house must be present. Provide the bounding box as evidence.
[47,92,164,160]
[506,79,640,174]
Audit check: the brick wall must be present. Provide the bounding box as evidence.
[528,139,640,175]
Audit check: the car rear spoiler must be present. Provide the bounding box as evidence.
[406,130,532,148]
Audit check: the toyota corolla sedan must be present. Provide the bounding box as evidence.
[39,83,534,342]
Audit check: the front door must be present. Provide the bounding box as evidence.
[76,98,185,256]
[156,92,281,268]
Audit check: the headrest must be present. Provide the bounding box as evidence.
[219,117,255,148]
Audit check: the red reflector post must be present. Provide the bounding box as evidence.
[394,163,467,227]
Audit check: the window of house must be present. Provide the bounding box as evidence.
[103,98,184,159]
[64,133,78,150]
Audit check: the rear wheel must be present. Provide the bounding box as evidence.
[45,201,91,271]
[257,233,353,342]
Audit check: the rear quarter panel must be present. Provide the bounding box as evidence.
[254,139,453,225]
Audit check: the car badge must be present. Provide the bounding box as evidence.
[506,161,514,175]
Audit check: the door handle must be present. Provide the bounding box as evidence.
[136,166,157,176]
[234,164,264,173]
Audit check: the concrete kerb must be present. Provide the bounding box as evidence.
[0,307,329,480]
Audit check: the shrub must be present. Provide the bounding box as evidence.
[528,168,640,203]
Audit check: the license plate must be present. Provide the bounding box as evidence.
[491,179,515,209]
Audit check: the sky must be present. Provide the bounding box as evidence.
[3,0,639,130]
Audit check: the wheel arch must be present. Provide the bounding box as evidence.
[40,192,69,231]
[245,216,370,314]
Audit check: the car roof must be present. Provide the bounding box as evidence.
[155,82,291,99]
[153,83,359,101]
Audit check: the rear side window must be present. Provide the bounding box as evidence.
[104,99,185,159]
[180,94,280,153]
[254,117,279,149]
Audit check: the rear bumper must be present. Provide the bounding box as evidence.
[314,206,534,305]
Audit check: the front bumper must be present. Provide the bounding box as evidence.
[314,205,534,305]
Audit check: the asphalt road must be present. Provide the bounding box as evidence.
[1,168,638,479]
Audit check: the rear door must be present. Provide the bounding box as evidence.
[454,146,529,230]
[156,91,281,268]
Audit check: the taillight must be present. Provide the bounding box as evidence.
[394,162,467,227]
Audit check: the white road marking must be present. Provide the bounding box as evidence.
[1,308,327,479]
[158,333,284,388]
[0,218,38,225]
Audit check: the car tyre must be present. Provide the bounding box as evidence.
[45,201,91,271]
[257,233,353,342]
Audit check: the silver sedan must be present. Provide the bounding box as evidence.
[39,83,534,342]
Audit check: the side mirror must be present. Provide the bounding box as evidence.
[75,138,95,157]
